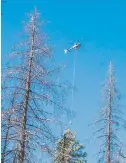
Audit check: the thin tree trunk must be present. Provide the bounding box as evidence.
[1,116,11,163]
[18,17,35,163]
[106,73,112,163]
[13,150,17,163]
[2,93,16,163]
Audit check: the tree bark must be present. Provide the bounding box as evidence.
[1,116,11,163]
[18,17,35,163]
[106,72,112,163]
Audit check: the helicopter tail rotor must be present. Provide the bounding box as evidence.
[64,49,68,54]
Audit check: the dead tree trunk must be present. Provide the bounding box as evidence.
[93,62,126,163]
[18,16,35,163]
[1,116,11,163]
[106,65,112,163]
[1,90,17,163]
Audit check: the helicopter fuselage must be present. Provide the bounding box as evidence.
[64,42,81,54]
[72,43,81,49]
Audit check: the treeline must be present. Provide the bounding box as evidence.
[1,8,126,163]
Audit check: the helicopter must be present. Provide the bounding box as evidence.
[64,41,81,54]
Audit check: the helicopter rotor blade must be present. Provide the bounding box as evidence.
[68,42,73,44]
[77,37,83,42]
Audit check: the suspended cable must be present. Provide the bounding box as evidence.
[70,50,77,125]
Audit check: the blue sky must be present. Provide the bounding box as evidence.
[2,0,126,162]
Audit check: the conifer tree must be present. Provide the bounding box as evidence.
[93,62,126,163]
[54,129,87,163]
[1,8,70,163]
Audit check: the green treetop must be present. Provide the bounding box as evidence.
[54,129,87,163]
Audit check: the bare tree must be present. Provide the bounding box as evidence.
[93,62,126,163]
[1,8,71,163]
[1,90,18,163]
